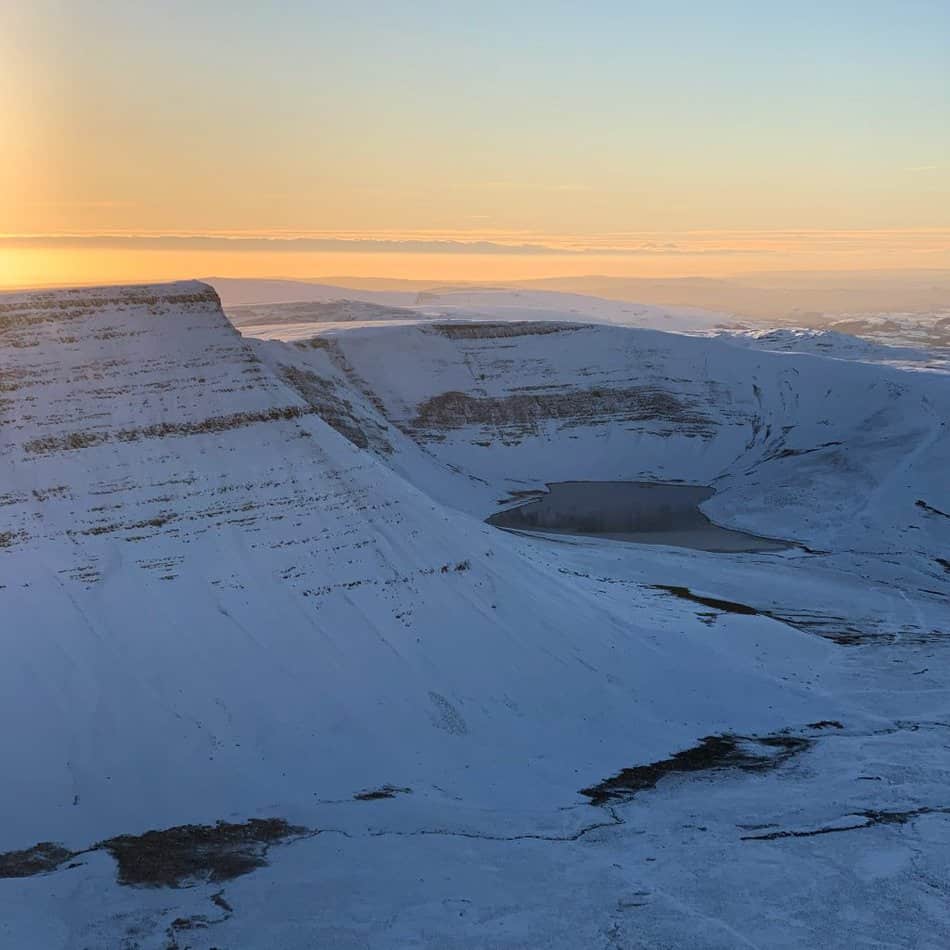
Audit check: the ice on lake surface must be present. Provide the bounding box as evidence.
[488,481,792,552]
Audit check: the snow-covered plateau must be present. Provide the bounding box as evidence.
[1,281,948,948]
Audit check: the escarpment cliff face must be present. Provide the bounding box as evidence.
[1,282,316,550]
[264,319,949,573]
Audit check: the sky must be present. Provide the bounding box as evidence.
[2,0,948,287]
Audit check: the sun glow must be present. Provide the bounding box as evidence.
[2,2,947,291]
[2,229,949,291]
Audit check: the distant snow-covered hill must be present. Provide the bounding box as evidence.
[407,287,734,331]
[707,325,949,370]
[211,277,742,337]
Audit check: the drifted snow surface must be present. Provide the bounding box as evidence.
[1,281,948,948]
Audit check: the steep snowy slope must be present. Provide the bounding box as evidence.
[0,283,833,842]
[2,283,948,948]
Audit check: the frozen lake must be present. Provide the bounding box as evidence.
[488,481,791,553]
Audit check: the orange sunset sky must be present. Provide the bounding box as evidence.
[2,1,948,288]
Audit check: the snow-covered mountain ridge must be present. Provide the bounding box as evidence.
[2,282,949,948]
[2,281,837,836]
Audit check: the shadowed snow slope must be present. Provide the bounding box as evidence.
[2,282,949,949]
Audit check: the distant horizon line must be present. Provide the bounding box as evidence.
[4,266,950,295]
